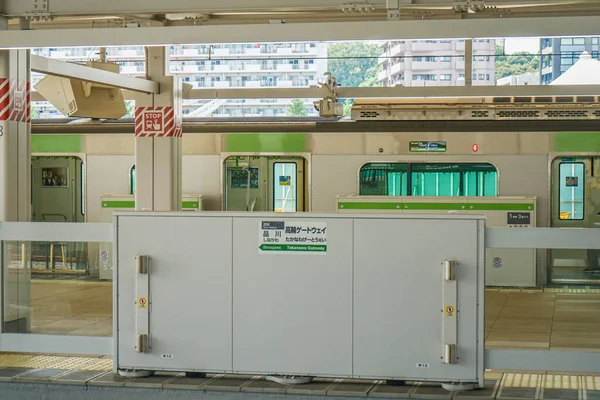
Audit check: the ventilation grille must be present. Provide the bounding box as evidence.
[359,111,380,118]
[545,110,588,118]
[68,101,77,113]
[471,110,489,118]
[497,110,540,118]
[594,110,600,117]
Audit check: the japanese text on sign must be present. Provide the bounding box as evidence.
[259,220,327,253]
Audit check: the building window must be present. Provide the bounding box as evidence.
[273,163,297,212]
[593,38,599,45]
[486,74,490,80]
[459,73,465,78]
[561,38,574,45]
[474,55,489,61]
[478,74,485,80]
[440,74,452,81]
[359,163,498,197]
[413,74,437,81]
[573,38,586,45]
[414,56,437,62]
[440,56,451,62]
[559,162,584,220]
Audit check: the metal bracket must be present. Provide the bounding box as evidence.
[22,0,53,21]
[386,0,400,20]
[341,1,375,14]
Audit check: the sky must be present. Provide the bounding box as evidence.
[504,38,539,54]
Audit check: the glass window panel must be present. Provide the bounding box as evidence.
[273,162,297,212]
[359,163,408,196]
[411,163,498,197]
[559,162,585,220]
[3,241,113,336]
[130,165,136,195]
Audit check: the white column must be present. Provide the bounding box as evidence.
[0,17,32,334]
[134,46,182,211]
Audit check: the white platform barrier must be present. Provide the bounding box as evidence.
[114,212,485,386]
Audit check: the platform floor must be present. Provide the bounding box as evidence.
[16,280,600,352]
[485,288,600,351]
[1,353,600,400]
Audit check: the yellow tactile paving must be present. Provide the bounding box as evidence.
[583,376,600,391]
[0,353,114,371]
[543,374,580,389]
[501,373,542,388]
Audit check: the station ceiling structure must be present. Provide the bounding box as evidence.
[1,0,600,47]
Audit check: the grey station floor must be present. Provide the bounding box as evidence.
[0,354,599,400]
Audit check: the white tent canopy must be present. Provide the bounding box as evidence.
[550,51,600,85]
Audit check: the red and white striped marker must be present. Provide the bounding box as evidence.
[0,78,31,123]
[134,106,182,138]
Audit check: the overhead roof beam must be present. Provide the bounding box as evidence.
[186,85,600,99]
[30,55,159,94]
[1,0,597,16]
[2,16,600,48]
[31,85,600,102]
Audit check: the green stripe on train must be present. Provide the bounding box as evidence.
[554,132,600,152]
[32,135,83,153]
[338,202,534,211]
[102,201,199,209]
[224,134,307,152]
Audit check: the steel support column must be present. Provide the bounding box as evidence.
[0,17,32,341]
[134,47,182,212]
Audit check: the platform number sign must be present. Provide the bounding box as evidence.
[142,109,164,135]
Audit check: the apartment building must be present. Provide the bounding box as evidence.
[378,39,495,87]
[540,37,600,84]
[32,43,329,118]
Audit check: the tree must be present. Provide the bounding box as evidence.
[327,42,381,88]
[495,45,540,80]
[31,105,41,119]
[124,100,135,118]
[342,99,353,117]
[287,99,308,117]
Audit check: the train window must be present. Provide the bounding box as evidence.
[559,162,584,220]
[130,165,136,195]
[359,163,408,196]
[411,163,497,197]
[80,163,85,216]
[273,162,297,212]
[359,163,497,197]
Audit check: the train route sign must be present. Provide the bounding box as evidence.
[259,220,327,254]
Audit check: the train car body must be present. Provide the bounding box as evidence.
[29,96,600,287]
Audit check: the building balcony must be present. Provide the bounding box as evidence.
[411,61,441,71]
[212,48,230,56]
[245,47,262,56]
[378,70,390,82]
[245,64,262,72]
[212,64,230,72]
[411,41,452,53]
[277,80,294,88]
[213,81,230,88]
[390,62,404,76]
[244,80,262,88]
[389,43,405,57]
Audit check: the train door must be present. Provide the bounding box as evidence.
[550,156,600,283]
[31,156,87,277]
[223,155,307,212]
[32,156,85,222]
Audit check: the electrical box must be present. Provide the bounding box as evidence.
[114,212,484,386]
[337,195,536,287]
